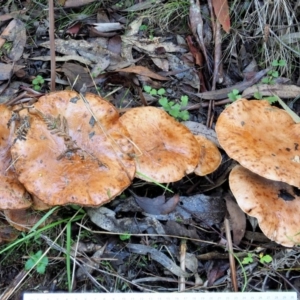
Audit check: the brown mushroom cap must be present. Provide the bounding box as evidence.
[0,105,31,210]
[4,209,47,232]
[31,195,52,211]
[10,91,136,207]
[216,99,300,187]
[0,218,19,244]
[194,135,222,176]
[229,164,300,247]
[119,106,200,183]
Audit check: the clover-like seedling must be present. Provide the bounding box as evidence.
[119,232,131,241]
[228,89,242,102]
[253,92,279,104]
[143,86,189,121]
[242,253,254,265]
[25,250,49,274]
[32,75,45,91]
[259,253,272,264]
[261,59,286,84]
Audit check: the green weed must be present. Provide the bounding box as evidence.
[261,59,287,85]
[119,232,131,241]
[228,89,242,101]
[25,250,49,274]
[242,252,273,265]
[32,75,45,91]
[143,86,189,121]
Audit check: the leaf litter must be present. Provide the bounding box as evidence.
[0,0,300,297]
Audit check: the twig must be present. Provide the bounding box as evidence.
[49,0,56,91]
[189,0,211,72]
[225,217,238,292]
[179,239,187,291]
[212,21,222,90]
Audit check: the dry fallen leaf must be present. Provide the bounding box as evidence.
[122,36,187,54]
[0,19,16,48]
[64,0,97,7]
[127,243,191,277]
[163,220,199,240]
[93,23,123,32]
[242,83,300,99]
[225,195,246,245]
[183,121,220,147]
[212,0,231,33]
[0,220,19,244]
[206,260,229,286]
[61,62,93,91]
[0,63,13,81]
[130,191,180,215]
[0,19,26,61]
[116,65,169,81]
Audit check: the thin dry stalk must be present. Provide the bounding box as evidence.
[179,239,187,291]
[48,0,56,91]
[189,0,210,72]
[224,217,238,292]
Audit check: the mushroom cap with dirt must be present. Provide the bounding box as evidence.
[0,104,31,210]
[229,164,300,247]
[119,106,200,183]
[193,135,222,176]
[10,91,136,207]
[216,99,300,188]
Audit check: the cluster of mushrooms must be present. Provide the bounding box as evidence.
[216,99,300,247]
[2,93,299,248]
[0,90,222,241]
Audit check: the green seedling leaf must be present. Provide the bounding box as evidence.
[242,253,253,265]
[25,250,49,274]
[143,85,152,93]
[180,95,188,106]
[159,97,168,107]
[139,24,148,31]
[33,75,44,84]
[150,89,157,96]
[119,232,131,241]
[36,262,47,274]
[157,88,166,96]
[264,96,279,104]
[261,77,271,84]
[171,103,181,111]
[278,60,286,67]
[33,85,41,91]
[253,91,262,99]
[260,254,272,264]
[272,60,279,67]
[179,110,189,121]
[170,108,180,118]
[168,101,175,106]
[271,70,279,78]
[228,89,241,101]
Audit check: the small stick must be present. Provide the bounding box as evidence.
[179,239,187,291]
[224,217,238,292]
[49,0,56,91]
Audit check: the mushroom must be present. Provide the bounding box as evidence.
[216,99,300,187]
[0,104,32,210]
[119,106,200,183]
[193,135,222,176]
[0,218,19,244]
[10,91,136,207]
[4,209,47,232]
[229,164,300,247]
